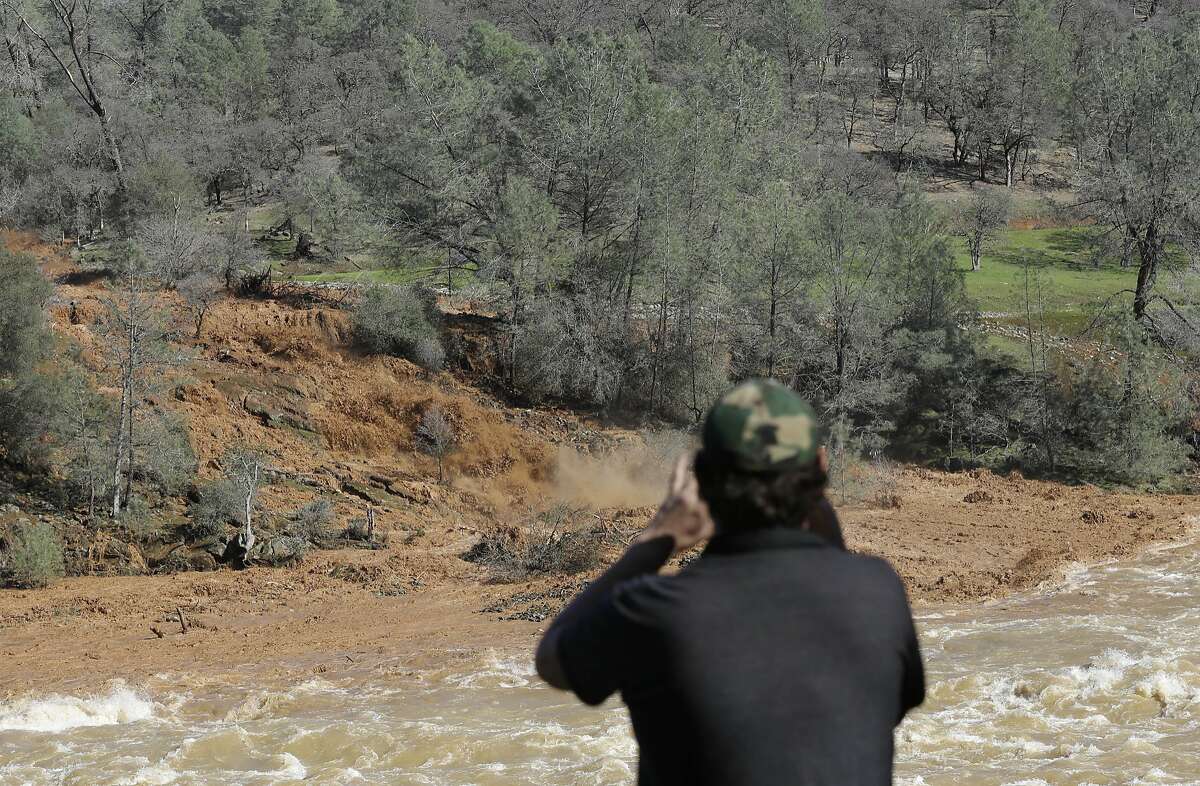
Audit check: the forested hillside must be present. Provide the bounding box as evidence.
[0,0,1198,579]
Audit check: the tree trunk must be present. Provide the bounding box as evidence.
[293,232,316,259]
[110,380,129,518]
[122,378,135,506]
[834,320,846,395]
[767,274,778,379]
[97,110,129,228]
[509,279,522,388]
[624,205,642,327]
[240,463,258,555]
[1132,223,1162,325]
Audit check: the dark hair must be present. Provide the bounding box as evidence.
[694,449,829,533]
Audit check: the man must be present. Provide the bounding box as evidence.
[535,379,924,785]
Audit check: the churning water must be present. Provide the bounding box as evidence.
[3,533,1200,785]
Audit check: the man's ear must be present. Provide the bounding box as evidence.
[817,446,829,475]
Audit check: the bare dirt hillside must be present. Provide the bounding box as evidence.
[1,231,1197,693]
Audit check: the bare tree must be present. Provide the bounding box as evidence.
[215,214,257,290]
[112,0,166,80]
[99,248,183,517]
[1020,257,1060,472]
[284,156,373,262]
[177,271,222,340]
[974,0,1064,188]
[0,178,18,218]
[0,6,46,109]
[223,448,265,556]
[954,187,1012,272]
[136,202,218,282]
[734,180,807,380]
[415,404,457,483]
[60,373,112,522]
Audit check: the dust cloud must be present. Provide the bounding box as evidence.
[549,431,695,510]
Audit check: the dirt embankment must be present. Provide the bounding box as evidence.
[1,231,1197,693]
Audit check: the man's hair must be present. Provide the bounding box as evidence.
[694,448,828,532]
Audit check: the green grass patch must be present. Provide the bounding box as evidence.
[956,226,1136,335]
[261,237,296,260]
[981,333,1034,368]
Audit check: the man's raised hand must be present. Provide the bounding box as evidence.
[634,453,715,554]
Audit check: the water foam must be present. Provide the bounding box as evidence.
[443,649,537,689]
[273,752,307,779]
[114,763,181,785]
[0,684,155,732]
[1134,671,1195,708]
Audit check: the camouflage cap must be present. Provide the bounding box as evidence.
[702,379,821,474]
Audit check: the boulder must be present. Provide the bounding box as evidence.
[249,536,309,567]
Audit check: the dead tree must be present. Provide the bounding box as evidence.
[217,449,265,567]
[416,404,457,483]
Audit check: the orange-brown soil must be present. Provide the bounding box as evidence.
[1,231,1197,694]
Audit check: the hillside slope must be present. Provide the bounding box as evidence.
[0,233,1197,692]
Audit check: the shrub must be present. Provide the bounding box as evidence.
[1063,351,1192,487]
[117,495,164,543]
[511,290,626,408]
[0,246,53,379]
[824,419,901,505]
[287,498,335,545]
[416,404,457,483]
[250,535,310,567]
[2,521,65,588]
[340,513,387,548]
[352,285,444,369]
[185,480,242,541]
[411,336,446,372]
[138,414,198,495]
[462,505,600,580]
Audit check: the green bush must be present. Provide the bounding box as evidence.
[185,480,242,541]
[117,495,164,543]
[2,521,65,588]
[0,246,52,379]
[1062,343,1192,487]
[352,285,444,370]
[138,414,199,495]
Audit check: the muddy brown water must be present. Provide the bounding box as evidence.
[3,529,1199,785]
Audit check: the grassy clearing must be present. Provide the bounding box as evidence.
[295,226,1130,335]
[955,226,1136,335]
[281,222,1189,349]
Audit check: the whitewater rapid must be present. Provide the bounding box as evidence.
[2,530,1199,785]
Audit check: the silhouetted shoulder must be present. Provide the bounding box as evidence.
[610,572,692,626]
